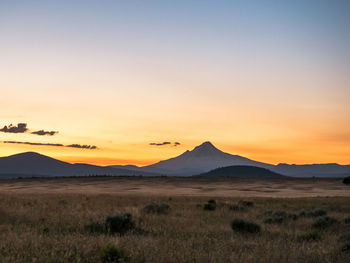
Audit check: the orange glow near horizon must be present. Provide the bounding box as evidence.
[0,1,349,166]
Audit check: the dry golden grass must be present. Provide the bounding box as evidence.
[0,176,349,197]
[0,177,350,262]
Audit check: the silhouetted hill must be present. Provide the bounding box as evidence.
[1,142,350,178]
[0,152,159,178]
[196,165,285,178]
[273,163,350,177]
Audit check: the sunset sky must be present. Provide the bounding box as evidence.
[1,0,349,165]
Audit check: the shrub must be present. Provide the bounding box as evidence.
[297,230,322,242]
[143,203,170,214]
[105,213,136,235]
[101,244,130,263]
[229,204,244,211]
[342,243,350,252]
[231,218,261,233]
[264,210,273,216]
[85,219,105,234]
[312,216,338,230]
[203,202,216,211]
[272,210,287,217]
[208,199,216,205]
[312,209,327,217]
[203,199,217,211]
[59,199,67,206]
[299,209,327,218]
[344,217,350,224]
[343,177,350,185]
[264,216,284,224]
[263,210,290,224]
[239,200,254,207]
[288,213,298,220]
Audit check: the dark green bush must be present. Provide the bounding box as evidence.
[299,208,327,218]
[101,244,130,263]
[228,204,244,211]
[208,199,216,205]
[272,210,287,217]
[344,217,350,224]
[231,218,261,233]
[288,213,298,220]
[297,230,322,242]
[203,202,216,211]
[342,243,350,252]
[312,216,338,230]
[239,200,254,207]
[105,213,136,235]
[203,199,217,211]
[143,203,170,214]
[263,210,291,224]
[343,176,350,185]
[264,216,284,224]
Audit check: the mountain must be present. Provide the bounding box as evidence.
[0,152,159,178]
[126,141,350,177]
[196,165,285,178]
[273,163,350,178]
[1,143,350,178]
[140,141,274,176]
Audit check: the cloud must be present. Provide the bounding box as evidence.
[150,141,171,146]
[31,130,58,136]
[0,123,58,136]
[149,141,181,146]
[0,123,28,133]
[66,144,98,149]
[3,141,98,150]
[3,141,64,147]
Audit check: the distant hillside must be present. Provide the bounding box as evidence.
[273,163,350,178]
[196,165,285,178]
[1,142,350,178]
[0,152,159,178]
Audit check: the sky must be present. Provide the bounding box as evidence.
[0,0,349,165]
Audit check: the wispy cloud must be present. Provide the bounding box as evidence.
[150,142,171,146]
[3,141,64,147]
[66,144,98,149]
[31,130,58,136]
[0,123,28,133]
[150,141,181,147]
[3,141,98,150]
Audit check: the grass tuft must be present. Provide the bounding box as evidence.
[101,244,130,263]
[143,203,170,215]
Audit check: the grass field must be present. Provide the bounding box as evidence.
[0,177,350,262]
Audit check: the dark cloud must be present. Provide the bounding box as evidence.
[31,130,58,136]
[0,123,58,136]
[3,141,98,150]
[3,141,64,147]
[0,123,28,133]
[150,142,171,146]
[150,141,181,147]
[66,144,98,149]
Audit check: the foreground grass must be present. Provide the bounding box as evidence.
[0,193,350,262]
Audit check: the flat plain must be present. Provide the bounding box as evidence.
[0,177,350,262]
[0,176,349,197]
